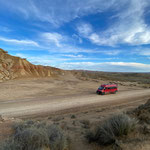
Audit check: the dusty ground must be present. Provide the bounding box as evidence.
[0,74,150,150]
[0,74,149,118]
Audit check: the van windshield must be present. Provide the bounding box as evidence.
[98,87,104,90]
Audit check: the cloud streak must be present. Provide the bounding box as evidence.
[77,0,150,46]
[0,0,123,26]
[1,0,150,46]
[0,37,39,46]
[59,62,150,72]
[15,52,149,72]
[0,0,150,72]
[42,32,64,47]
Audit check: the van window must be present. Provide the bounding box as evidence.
[98,87,104,90]
[109,87,117,89]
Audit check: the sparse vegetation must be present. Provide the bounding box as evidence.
[0,120,69,150]
[86,114,137,146]
[131,99,150,124]
[80,119,90,129]
[46,124,68,150]
[1,99,150,150]
[70,115,76,119]
[73,70,150,85]
[0,138,23,150]
[14,124,49,150]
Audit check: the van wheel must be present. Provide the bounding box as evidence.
[102,92,105,95]
[113,91,116,94]
[97,92,100,95]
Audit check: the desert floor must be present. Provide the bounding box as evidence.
[0,74,150,118]
[0,74,150,150]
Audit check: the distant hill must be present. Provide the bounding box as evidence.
[0,48,64,81]
[72,70,150,85]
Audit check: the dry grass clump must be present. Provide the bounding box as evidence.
[86,114,137,146]
[80,119,90,129]
[14,127,49,150]
[0,120,69,150]
[47,125,68,150]
[0,138,22,150]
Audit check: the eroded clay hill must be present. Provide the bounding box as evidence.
[0,48,64,81]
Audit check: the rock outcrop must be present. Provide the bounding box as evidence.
[0,48,64,81]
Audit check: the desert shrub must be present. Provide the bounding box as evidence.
[70,114,76,119]
[13,120,35,134]
[1,120,68,150]
[0,138,22,150]
[14,127,49,150]
[47,124,68,150]
[80,119,90,129]
[106,114,137,136]
[86,114,137,146]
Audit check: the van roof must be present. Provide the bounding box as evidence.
[101,84,117,87]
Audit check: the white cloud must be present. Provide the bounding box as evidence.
[0,0,120,26]
[72,34,83,44]
[59,62,150,72]
[46,44,121,56]
[76,0,150,46]
[77,23,93,36]
[14,53,68,66]
[89,33,101,44]
[0,37,39,46]
[63,54,84,58]
[1,0,150,46]
[15,53,27,58]
[133,48,150,58]
[138,49,150,56]
[107,62,150,69]
[78,22,150,46]
[103,50,121,56]
[14,52,150,72]
[42,32,63,47]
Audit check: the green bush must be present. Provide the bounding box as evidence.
[86,114,137,146]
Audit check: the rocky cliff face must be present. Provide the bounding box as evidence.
[0,48,64,81]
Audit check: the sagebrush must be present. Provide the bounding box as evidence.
[86,114,137,146]
[0,120,69,150]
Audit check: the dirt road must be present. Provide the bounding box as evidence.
[0,88,150,118]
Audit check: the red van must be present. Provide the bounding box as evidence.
[96,84,118,95]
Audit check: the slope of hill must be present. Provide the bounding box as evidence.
[0,48,64,81]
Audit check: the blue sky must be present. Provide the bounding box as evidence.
[0,0,150,72]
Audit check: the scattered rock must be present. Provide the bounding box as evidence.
[0,115,16,122]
